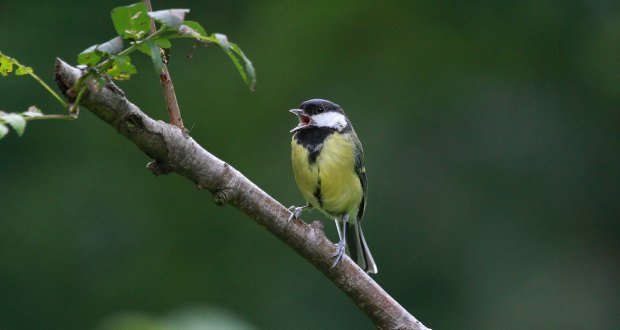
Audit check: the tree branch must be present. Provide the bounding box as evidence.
[54,59,430,330]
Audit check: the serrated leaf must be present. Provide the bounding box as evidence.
[145,40,164,72]
[148,9,189,28]
[111,3,150,40]
[0,54,14,76]
[106,55,137,80]
[15,65,33,76]
[0,124,8,139]
[180,21,206,37]
[1,113,26,136]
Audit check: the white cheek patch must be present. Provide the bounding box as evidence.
[311,112,347,131]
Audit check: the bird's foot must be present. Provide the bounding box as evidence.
[331,239,347,268]
[287,205,306,223]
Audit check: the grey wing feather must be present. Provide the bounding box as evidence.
[351,129,367,222]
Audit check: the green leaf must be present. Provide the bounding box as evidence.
[155,38,171,49]
[180,21,206,37]
[214,33,231,50]
[0,53,14,76]
[137,38,171,55]
[106,55,137,80]
[77,45,101,66]
[78,37,123,66]
[145,40,164,72]
[148,9,190,28]
[15,65,33,76]
[213,33,256,91]
[23,106,43,117]
[111,3,150,40]
[0,124,8,139]
[1,113,26,136]
[230,44,256,91]
[98,36,124,54]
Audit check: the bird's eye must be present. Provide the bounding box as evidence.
[318,106,324,113]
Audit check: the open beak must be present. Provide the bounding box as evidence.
[289,109,311,132]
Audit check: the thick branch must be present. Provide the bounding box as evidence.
[54,59,430,330]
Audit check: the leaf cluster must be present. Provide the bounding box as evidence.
[0,2,257,141]
[0,52,33,77]
[78,3,256,90]
[0,53,72,140]
[0,107,39,139]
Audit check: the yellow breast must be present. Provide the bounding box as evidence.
[291,133,362,218]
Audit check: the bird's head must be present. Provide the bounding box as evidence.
[290,99,347,133]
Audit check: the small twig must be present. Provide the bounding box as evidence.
[24,114,74,121]
[143,0,185,131]
[0,52,68,108]
[25,70,68,108]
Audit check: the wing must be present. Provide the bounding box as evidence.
[351,129,368,222]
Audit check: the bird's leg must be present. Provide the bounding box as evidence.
[331,214,349,268]
[287,204,310,223]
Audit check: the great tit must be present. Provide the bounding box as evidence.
[288,99,377,274]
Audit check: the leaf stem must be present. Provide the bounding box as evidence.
[1,53,69,109]
[25,70,69,108]
[24,114,75,121]
[0,114,74,127]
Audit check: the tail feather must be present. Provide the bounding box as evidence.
[337,220,378,274]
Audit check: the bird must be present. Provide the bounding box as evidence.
[288,98,377,274]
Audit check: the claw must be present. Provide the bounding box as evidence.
[287,205,306,223]
[330,238,347,268]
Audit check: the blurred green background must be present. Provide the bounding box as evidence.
[1,0,619,329]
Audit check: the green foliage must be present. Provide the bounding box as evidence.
[0,106,56,140]
[1,114,26,136]
[111,3,150,40]
[0,122,7,139]
[0,53,72,140]
[77,2,256,88]
[106,55,137,81]
[0,55,12,76]
[0,52,33,77]
[15,65,33,75]
[213,34,256,91]
[1,2,257,142]
[148,9,190,28]
[181,21,207,37]
[145,40,164,72]
[78,36,124,66]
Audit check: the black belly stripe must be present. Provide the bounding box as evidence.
[309,148,320,164]
[313,186,323,207]
[314,175,323,207]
